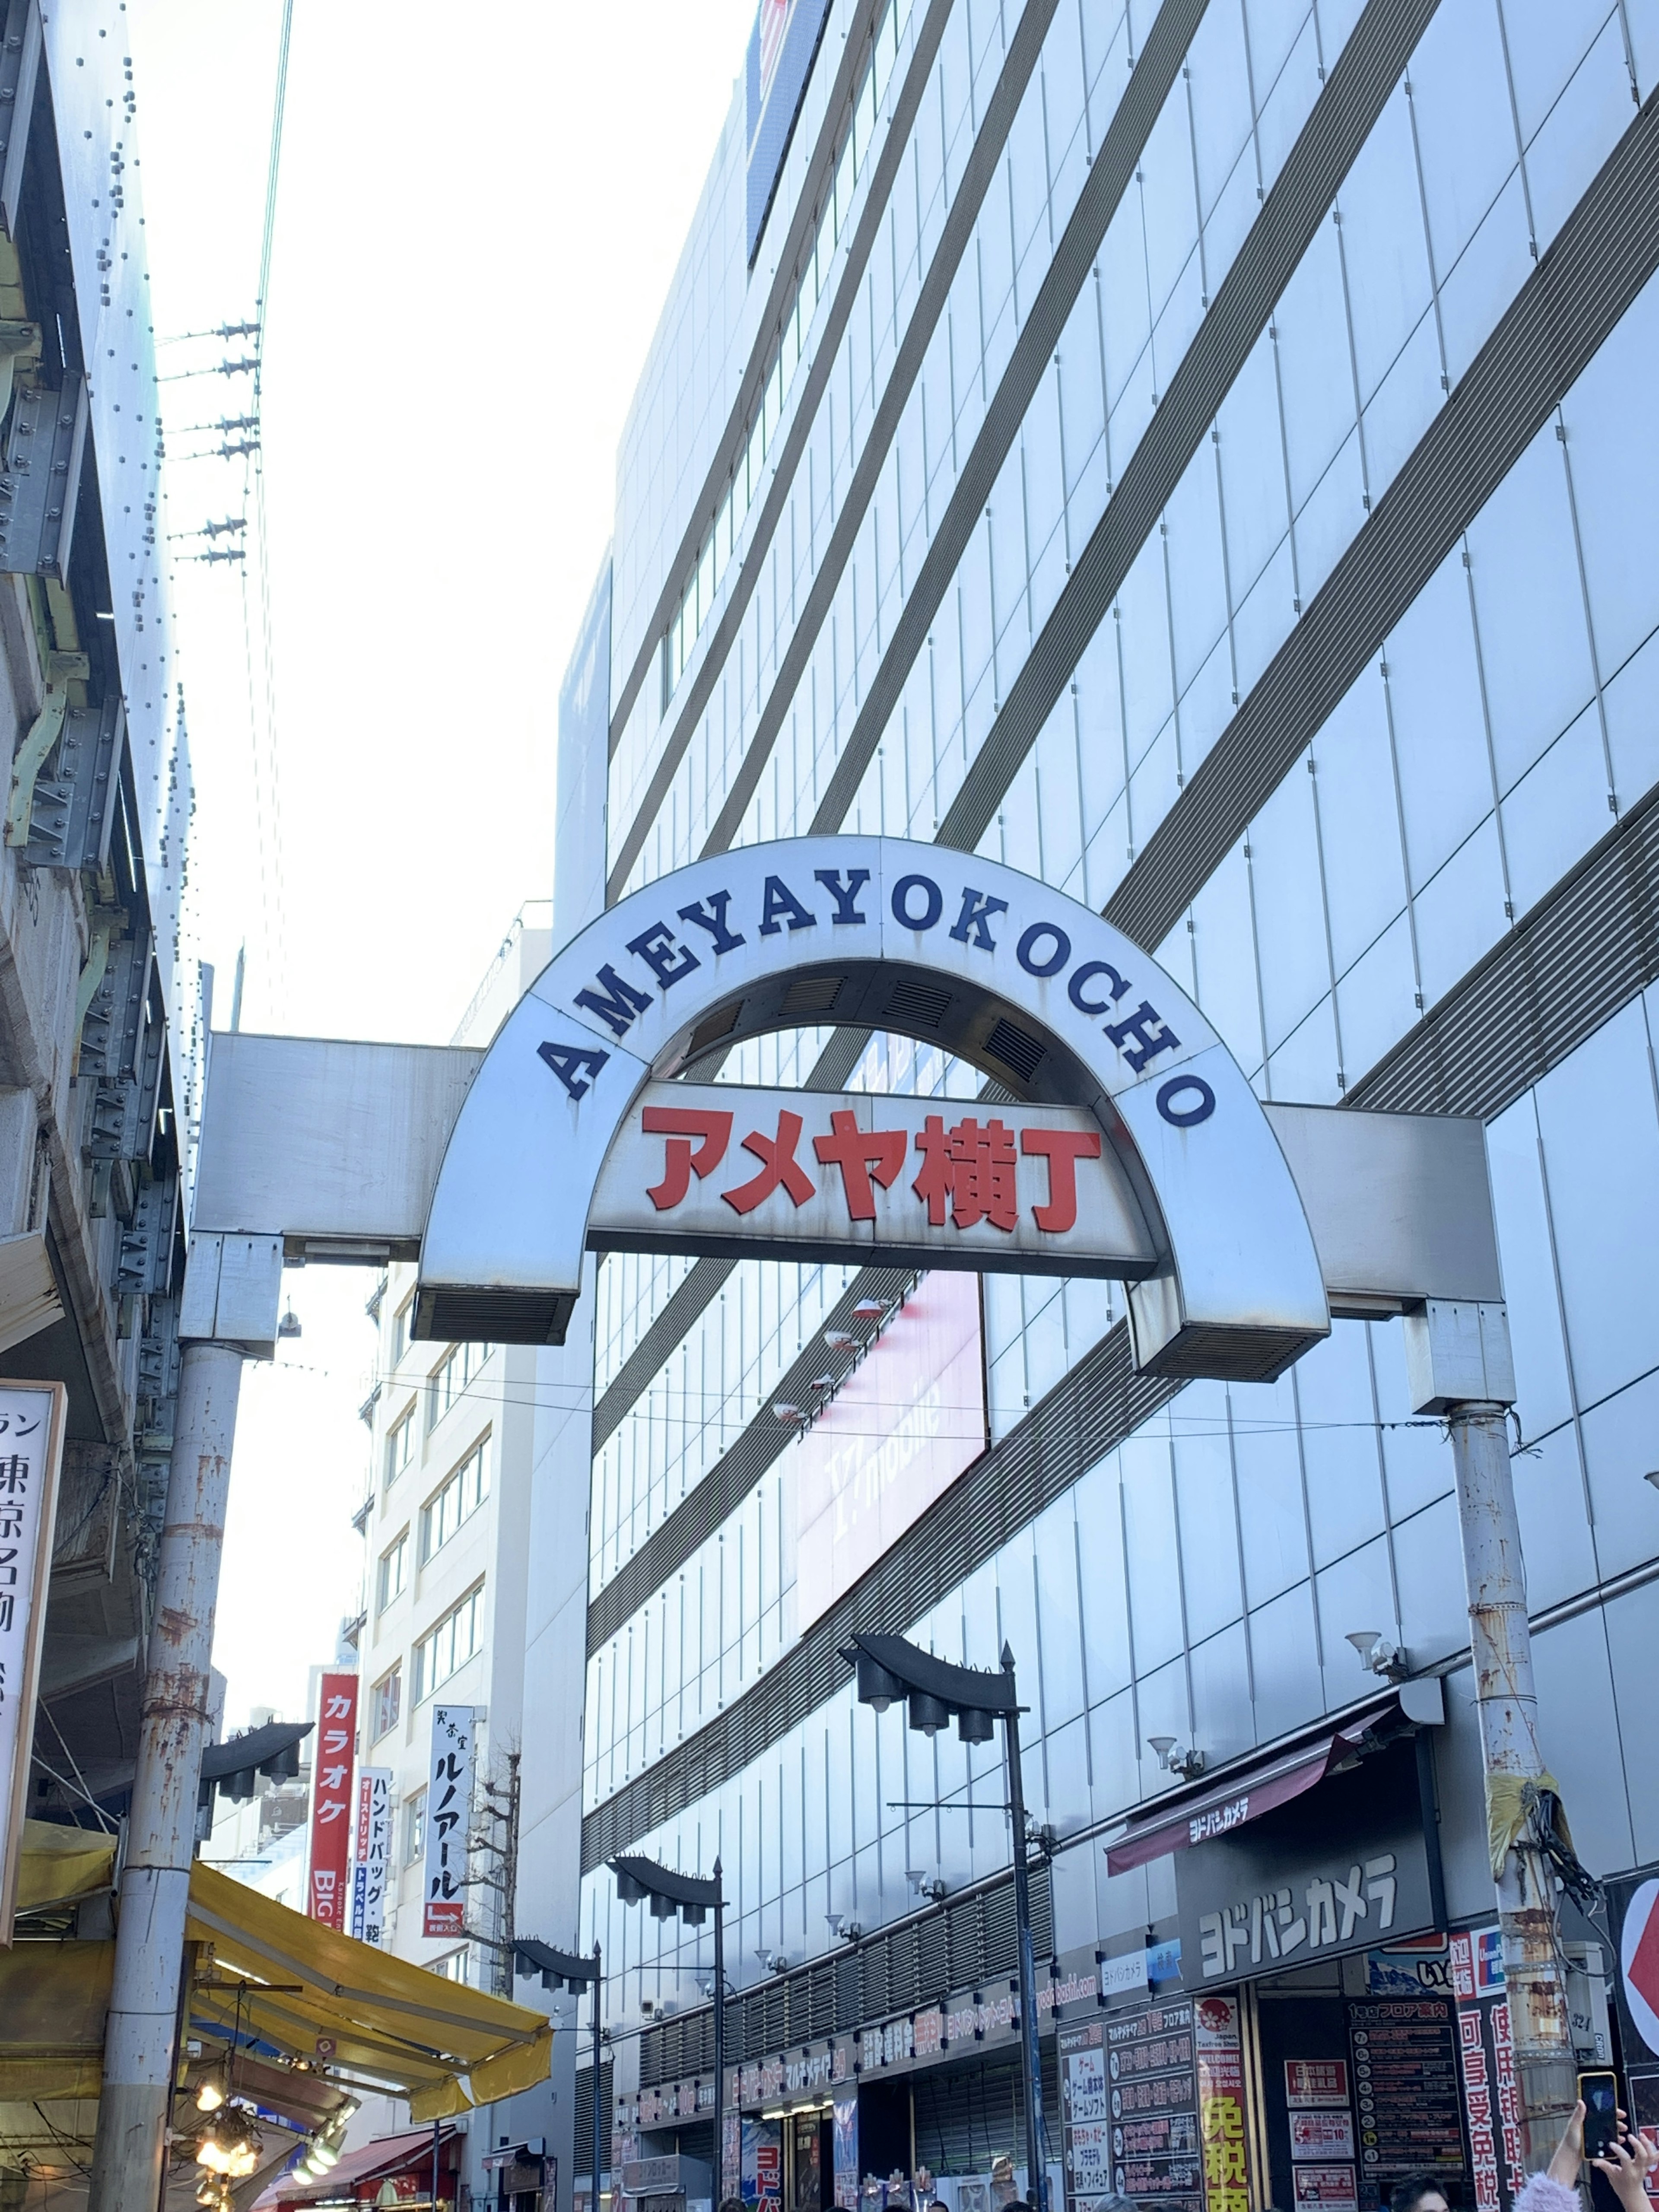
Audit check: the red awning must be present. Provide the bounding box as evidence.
[1104,1702,1398,1876]
[253,2125,461,2208]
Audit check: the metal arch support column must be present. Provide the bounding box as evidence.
[87,1339,246,2212]
[1406,1300,1573,2171]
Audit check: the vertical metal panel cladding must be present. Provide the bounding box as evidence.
[747,0,834,264]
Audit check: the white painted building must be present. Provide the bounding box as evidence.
[355,906,553,1994]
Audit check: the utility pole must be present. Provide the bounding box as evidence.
[88,1342,245,2212]
[1407,1302,1574,2170]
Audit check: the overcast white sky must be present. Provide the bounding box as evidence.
[126,0,756,1725]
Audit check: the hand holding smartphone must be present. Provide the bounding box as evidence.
[1581,2073,1621,2164]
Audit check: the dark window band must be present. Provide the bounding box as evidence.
[608,0,892,753]
[712,0,1212,858]
[608,0,1067,902]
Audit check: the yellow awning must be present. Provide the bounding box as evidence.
[0,1937,111,2100]
[15,1817,118,1913]
[184,1861,552,2106]
[0,1855,551,2116]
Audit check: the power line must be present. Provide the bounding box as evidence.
[240,0,295,1017]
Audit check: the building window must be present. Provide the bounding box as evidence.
[405,1787,426,1863]
[392,1294,416,1367]
[425,1342,485,1432]
[371,1665,402,1742]
[429,1946,469,1983]
[376,1531,409,1612]
[420,1436,490,1564]
[385,1404,415,1487]
[413,1584,484,1705]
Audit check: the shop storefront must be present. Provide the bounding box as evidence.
[615,1702,1644,2212]
[1066,1701,1625,2212]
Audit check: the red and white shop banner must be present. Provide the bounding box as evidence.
[1450,1929,1523,2212]
[306,1670,358,1929]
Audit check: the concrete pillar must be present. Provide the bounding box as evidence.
[88,1339,245,2212]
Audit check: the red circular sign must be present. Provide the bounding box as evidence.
[1621,1877,1659,2056]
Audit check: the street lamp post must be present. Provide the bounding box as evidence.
[609,1855,728,2203]
[844,1633,1047,2212]
[512,1938,605,2212]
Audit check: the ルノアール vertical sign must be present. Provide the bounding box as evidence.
[306,1670,358,1928]
[423,1704,473,1939]
[0,1381,66,1945]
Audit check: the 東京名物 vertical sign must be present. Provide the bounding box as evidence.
[306,1670,358,1929]
[0,1381,66,1945]
[423,1704,474,1939]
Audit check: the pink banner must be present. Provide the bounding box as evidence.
[794,1271,985,1630]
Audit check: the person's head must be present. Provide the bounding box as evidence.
[1093,2194,1139,2212]
[1392,2176,1454,2212]
[719,2194,745,2212]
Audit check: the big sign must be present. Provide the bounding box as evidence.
[419,837,1329,1381]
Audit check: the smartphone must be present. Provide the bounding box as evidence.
[1581,2071,1620,2162]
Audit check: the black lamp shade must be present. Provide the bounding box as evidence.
[856,1653,905,1711]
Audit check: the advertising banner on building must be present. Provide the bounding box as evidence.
[794,1270,985,1631]
[423,1703,474,1939]
[1346,1996,1461,2212]
[831,2089,858,2212]
[741,2117,782,2207]
[744,0,832,261]
[1450,1928,1523,2212]
[349,1764,392,1945]
[1603,1873,1659,2198]
[1091,1996,1204,2211]
[306,1670,358,1928]
[0,1381,65,1945]
[1196,1994,1250,2212]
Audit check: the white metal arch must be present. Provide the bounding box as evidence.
[417,837,1330,1381]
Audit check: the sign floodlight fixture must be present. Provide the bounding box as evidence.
[843,1632,1047,2212]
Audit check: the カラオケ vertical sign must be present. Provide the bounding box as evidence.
[0,1380,67,1945]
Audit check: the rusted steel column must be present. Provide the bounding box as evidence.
[1448,1399,1574,2171]
[88,1340,245,2212]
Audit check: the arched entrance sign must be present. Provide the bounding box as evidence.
[418,838,1329,1382]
